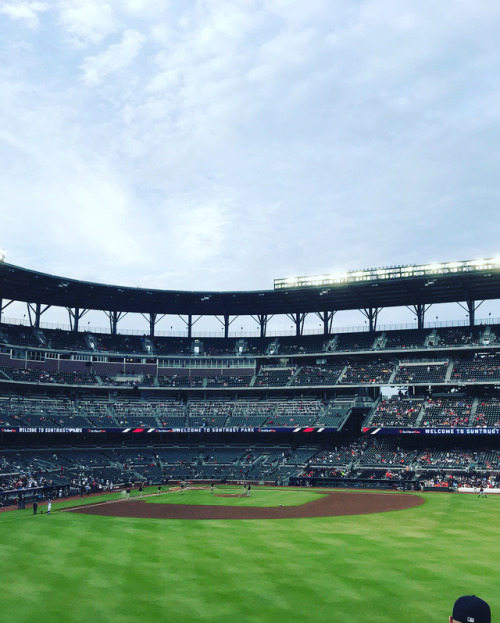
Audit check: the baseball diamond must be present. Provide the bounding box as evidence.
[65,489,424,519]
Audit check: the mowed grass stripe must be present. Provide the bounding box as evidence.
[0,490,498,623]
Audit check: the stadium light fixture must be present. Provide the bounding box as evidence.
[274,257,500,290]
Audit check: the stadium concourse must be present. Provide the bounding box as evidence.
[0,260,500,507]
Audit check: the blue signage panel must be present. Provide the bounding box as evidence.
[362,427,500,435]
[1,426,338,434]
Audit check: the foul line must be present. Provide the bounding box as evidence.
[61,490,171,512]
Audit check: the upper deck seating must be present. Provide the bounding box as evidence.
[339,361,394,385]
[393,362,448,384]
[383,329,428,350]
[277,335,327,355]
[0,324,42,347]
[158,374,204,387]
[420,398,473,427]
[187,399,232,427]
[43,328,90,351]
[254,368,294,387]
[152,337,191,355]
[451,357,500,382]
[315,401,352,427]
[434,327,481,348]
[368,397,423,427]
[336,332,379,351]
[292,365,343,386]
[205,374,252,388]
[470,398,500,427]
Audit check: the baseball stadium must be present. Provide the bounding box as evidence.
[0,258,499,622]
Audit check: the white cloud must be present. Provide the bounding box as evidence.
[2,0,500,315]
[56,0,170,47]
[0,1,48,29]
[81,29,145,85]
[0,75,146,282]
[57,0,119,46]
[118,0,170,20]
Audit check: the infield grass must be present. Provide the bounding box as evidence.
[1,487,498,623]
[145,485,326,506]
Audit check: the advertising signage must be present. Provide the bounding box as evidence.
[362,427,500,436]
[1,426,338,434]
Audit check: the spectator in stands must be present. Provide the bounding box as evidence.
[450,595,490,623]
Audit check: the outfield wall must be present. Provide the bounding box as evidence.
[458,487,500,494]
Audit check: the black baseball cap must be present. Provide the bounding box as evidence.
[452,595,491,623]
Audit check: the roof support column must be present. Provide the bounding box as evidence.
[315,311,336,335]
[259,314,267,338]
[110,311,119,335]
[287,312,306,337]
[105,311,127,335]
[0,299,15,325]
[140,313,166,338]
[406,304,430,330]
[457,300,483,328]
[251,314,269,338]
[177,314,201,338]
[27,302,51,329]
[360,307,381,332]
[468,300,475,327]
[215,314,238,338]
[149,313,157,338]
[67,307,89,332]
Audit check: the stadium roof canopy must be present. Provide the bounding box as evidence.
[1,260,500,321]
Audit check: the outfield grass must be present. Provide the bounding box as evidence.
[1,488,498,623]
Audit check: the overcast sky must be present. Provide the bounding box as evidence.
[2,0,500,333]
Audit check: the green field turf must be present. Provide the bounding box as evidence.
[145,485,327,506]
[0,487,498,623]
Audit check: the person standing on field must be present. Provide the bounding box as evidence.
[47,499,52,515]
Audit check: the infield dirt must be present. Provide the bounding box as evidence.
[66,490,424,520]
